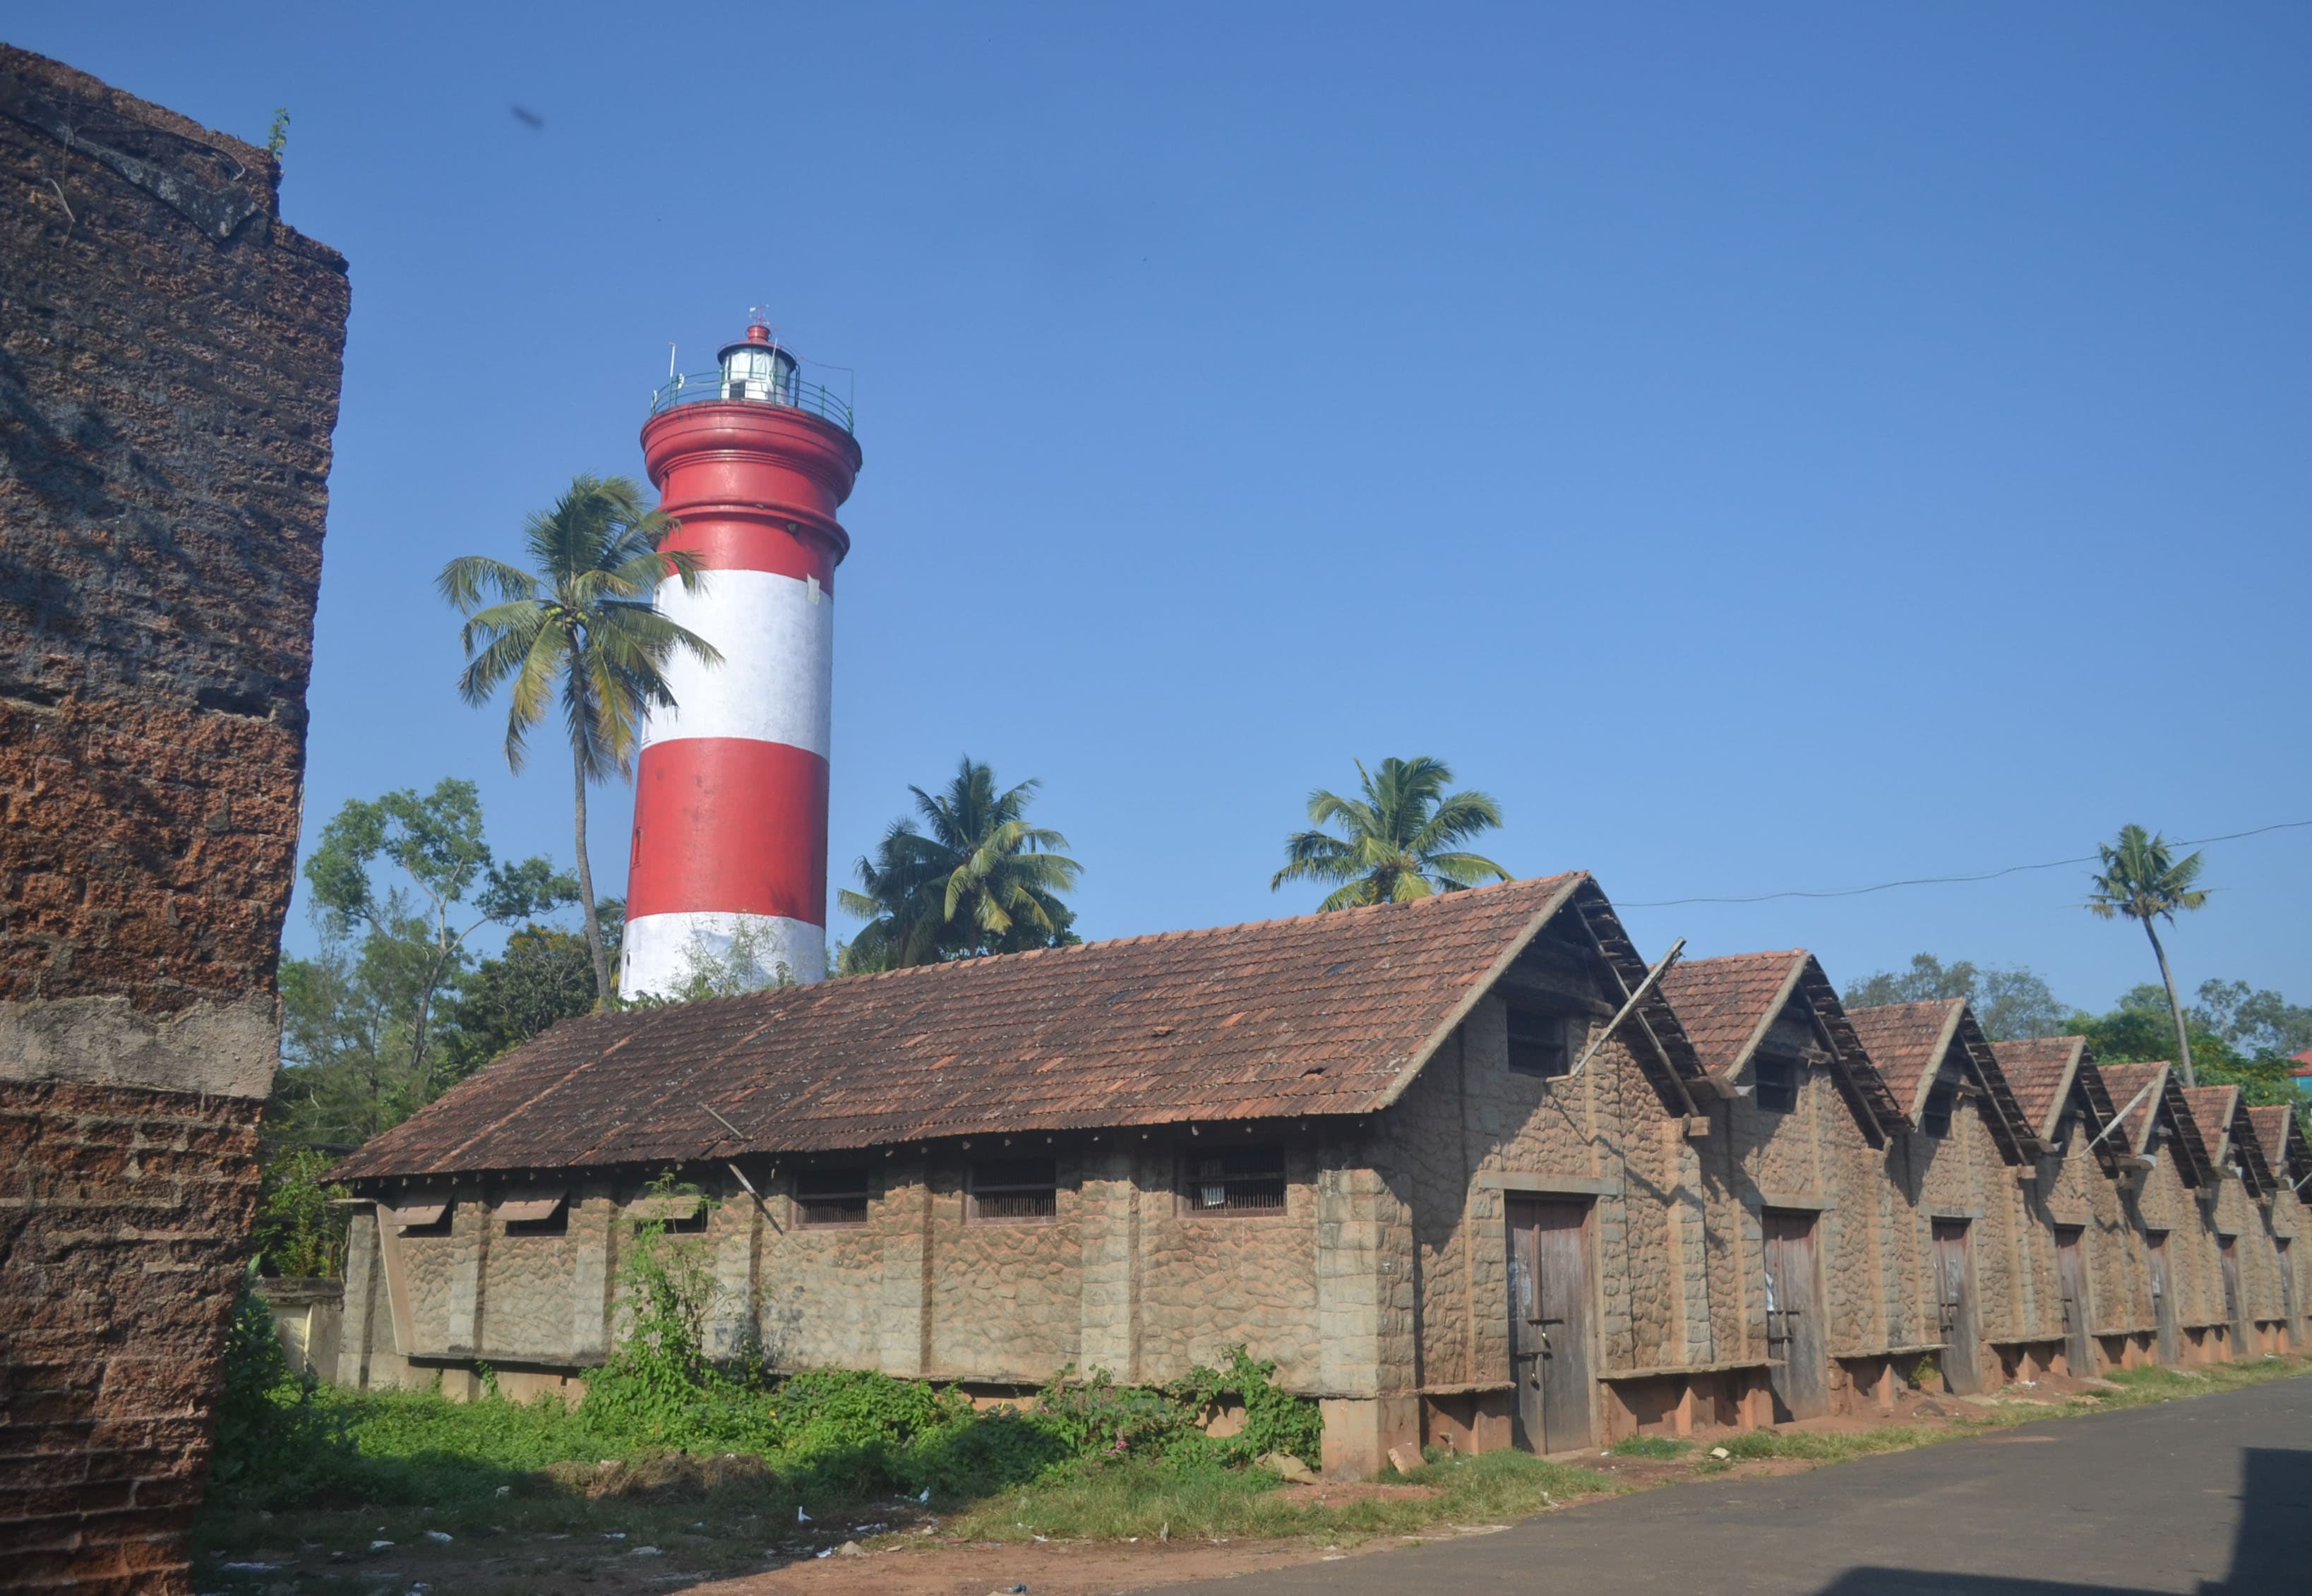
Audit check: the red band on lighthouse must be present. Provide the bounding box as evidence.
[620,320,862,997]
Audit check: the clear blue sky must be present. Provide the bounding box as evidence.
[15,3,2308,1013]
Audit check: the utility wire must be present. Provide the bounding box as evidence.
[1620,819,2312,908]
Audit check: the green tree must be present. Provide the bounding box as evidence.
[437,914,613,1074]
[1843,953,2068,1043]
[838,757,1082,970]
[248,1146,347,1278]
[2086,825,2211,1087]
[2191,978,2312,1062]
[1270,755,1510,911]
[2068,983,2298,1109]
[300,779,575,1103]
[439,474,719,1001]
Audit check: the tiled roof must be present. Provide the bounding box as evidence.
[1845,1000,2031,1159]
[2184,1086,2275,1197]
[1662,952,1807,1078]
[1845,1000,1959,1120]
[2097,1062,2168,1155]
[1660,952,1903,1141]
[2181,1085,2239,1166]
[2247,1105,2310,1189]
[333,872,1706,1182]
[1991,1037,2083,1144]
[2095,1061,2217,1187]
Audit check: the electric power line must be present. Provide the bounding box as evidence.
[1620,819,2312,908]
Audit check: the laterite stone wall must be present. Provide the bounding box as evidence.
[1,44,345,1593]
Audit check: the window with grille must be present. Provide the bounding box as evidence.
[1505,1007,1571,1079]
[795,1167,870,1228]
[969,1158,1058,1223]
[1921,1079,1958,1138]
[1754,1052,1800,1113]
[1181,1146,1286,1216]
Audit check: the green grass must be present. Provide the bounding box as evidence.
[943,1448,1615,1544]
[194,1352,2312,1592]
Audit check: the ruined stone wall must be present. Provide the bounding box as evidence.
[0,45,345,1594]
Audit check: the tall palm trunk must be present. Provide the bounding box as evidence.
[2143,919,2195,1088]
[573,738,611,1002]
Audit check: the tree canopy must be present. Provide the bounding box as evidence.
[1270,756,1509,911]
[838,757,1081,971]
[1842,953,2069,1043]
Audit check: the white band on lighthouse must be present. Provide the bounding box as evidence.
[621,910,827,993]
[640,570,832,757]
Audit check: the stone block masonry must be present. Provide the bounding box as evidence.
[0,43,347,1595]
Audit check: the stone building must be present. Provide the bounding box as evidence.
[2183,1084,2286,1356]
[2246,1106,2309,1352]
[2092,1062,2229,1364]
[0,46,347,1593]
[1844,999,2042,1393]
[1651,954,1922,1422]
[331,872,1739,1474]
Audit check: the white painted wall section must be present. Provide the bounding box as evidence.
[621,910,828,997]
[640,570,832,758]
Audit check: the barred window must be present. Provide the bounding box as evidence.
[1506,1007,1571,1079]
[969,1158,1058,1223]
[795,1167,870,1228]
[1754,1052,1800,1114]
[1182,1146,1286,1216]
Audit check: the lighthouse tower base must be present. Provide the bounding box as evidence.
[621,910,828,997]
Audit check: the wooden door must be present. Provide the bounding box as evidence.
[2148,1233,2179,1364]
[2219,1236,2248,1357]
[2277,1239,2296,1352]
[1507,1198,1594,1453]
[1762,1210,1828,1420]
[2054,1228,2095,1374]
[1931,1219,1981,1394]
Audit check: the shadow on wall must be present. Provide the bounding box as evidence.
[1814,1444,2311,1596]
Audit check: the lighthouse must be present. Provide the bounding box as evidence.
[620,318,862,995]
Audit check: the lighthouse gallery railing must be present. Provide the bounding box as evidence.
[649,370,855,433]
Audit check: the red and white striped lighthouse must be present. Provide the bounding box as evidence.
[621,318,861,995]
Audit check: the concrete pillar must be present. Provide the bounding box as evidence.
[1077,1145,1140,1380]
[707,1190,761,1361]
[877,1158,930,1376]
[444,1188,489,1357]
[1320,1396,1422,1480]
[570,1193,616,1362]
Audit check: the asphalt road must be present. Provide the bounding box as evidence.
[1166,1378,2312,1596]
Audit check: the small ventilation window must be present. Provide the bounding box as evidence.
[1921,1080,1958,1139]
[1754,1052,1800,1114]
[1182,1146,1286,1216]
[969,1158,1058,1223]
[795,1168,870,1228]
[1505,1007,1571,1079]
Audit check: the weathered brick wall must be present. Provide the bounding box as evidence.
[0,44,345,1593]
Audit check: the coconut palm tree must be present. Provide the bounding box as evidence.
[1271,756,1511,911]
[839,757,1081,969]
[2087,824,2212,1087]
[438,474,720,1002]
